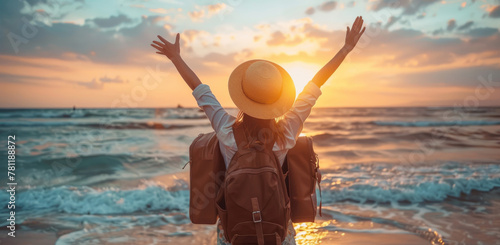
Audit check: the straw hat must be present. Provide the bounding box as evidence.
[228,60,296,119]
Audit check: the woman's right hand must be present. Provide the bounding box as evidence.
[343,16,366,53]
[151,33,181,60]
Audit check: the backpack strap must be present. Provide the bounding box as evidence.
[251,197,264,245]
[232,123,248,150]
[316,154,322,217]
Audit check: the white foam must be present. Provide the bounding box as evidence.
[0,182,189,226]
[321,163,500,204]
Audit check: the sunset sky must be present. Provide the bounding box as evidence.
[1,0,499,108]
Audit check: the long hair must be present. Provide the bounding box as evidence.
[233,111,286,149]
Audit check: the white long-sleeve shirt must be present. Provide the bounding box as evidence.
[192,82,322,168]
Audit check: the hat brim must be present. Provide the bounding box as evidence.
[228,60,296,119]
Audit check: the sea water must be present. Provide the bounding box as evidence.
[0,107,499,244]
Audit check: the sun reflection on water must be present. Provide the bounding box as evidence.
[293,221,332,244]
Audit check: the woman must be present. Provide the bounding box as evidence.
[151,16,365,245]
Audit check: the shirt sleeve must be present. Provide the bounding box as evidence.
[278,82,322,150]
[192,84,236,147]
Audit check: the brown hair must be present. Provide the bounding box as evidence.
[233,110,287,149]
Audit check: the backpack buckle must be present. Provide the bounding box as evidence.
[252,211,262,223]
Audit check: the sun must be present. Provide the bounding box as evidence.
[281,62,319,98]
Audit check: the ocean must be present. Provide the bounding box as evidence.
[0,107,499,244]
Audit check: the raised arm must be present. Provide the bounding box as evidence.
[150,33,235,140]
[278,17,366,149]
[311,16,365,88]
[151,33,201,90]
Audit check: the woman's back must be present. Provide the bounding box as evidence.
[191,81,322,169]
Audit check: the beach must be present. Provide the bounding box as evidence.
[0,107,499,244]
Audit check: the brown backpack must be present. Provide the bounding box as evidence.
[188,131,226,224]
[285,135,322,222]
[188,126,321,241]
[215,123,290,244]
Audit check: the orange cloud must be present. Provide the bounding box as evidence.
[488,5,500,17]
[188,10,204,22]
[207,3,227,15]
[266,31,303,46]
[188,4,228,22]
[149,8,168,14]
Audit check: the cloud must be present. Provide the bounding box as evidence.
[188,10,205,22]
[22,0,86,21]
[319,1,337,12]
[86,14,132,28]
[305,2,337,16]
[149,8,168,14]
[0,4,175,65]
[371,0,439,15]
[466,27,499,37]
[99,75,125,83]
[188,4,227,22]
[0,55,70,70]
[417,12,426,19]
[182,29,208,44]
[0,71,108,90]
[0,72,57,86]
[77,78,103,89]
[366,28,499,67]
[303,23,331,39]
[207,3,226,15]
[77,75,127,89]
[432,28,444,36]
[267,31,286,46]
[376,65,500,88]
[277,20,500,70]
[186,49,253,77]
[489,5,500,18]
[202,52,236,66]
[266,31,303,46]
[447,19,456,31]
[339,66,500,107]
[457,21,474,30]
[305,7,315,15]
[385,16,400,29]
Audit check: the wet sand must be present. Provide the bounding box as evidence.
[0,231,58,245]
[0,227,429,245]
